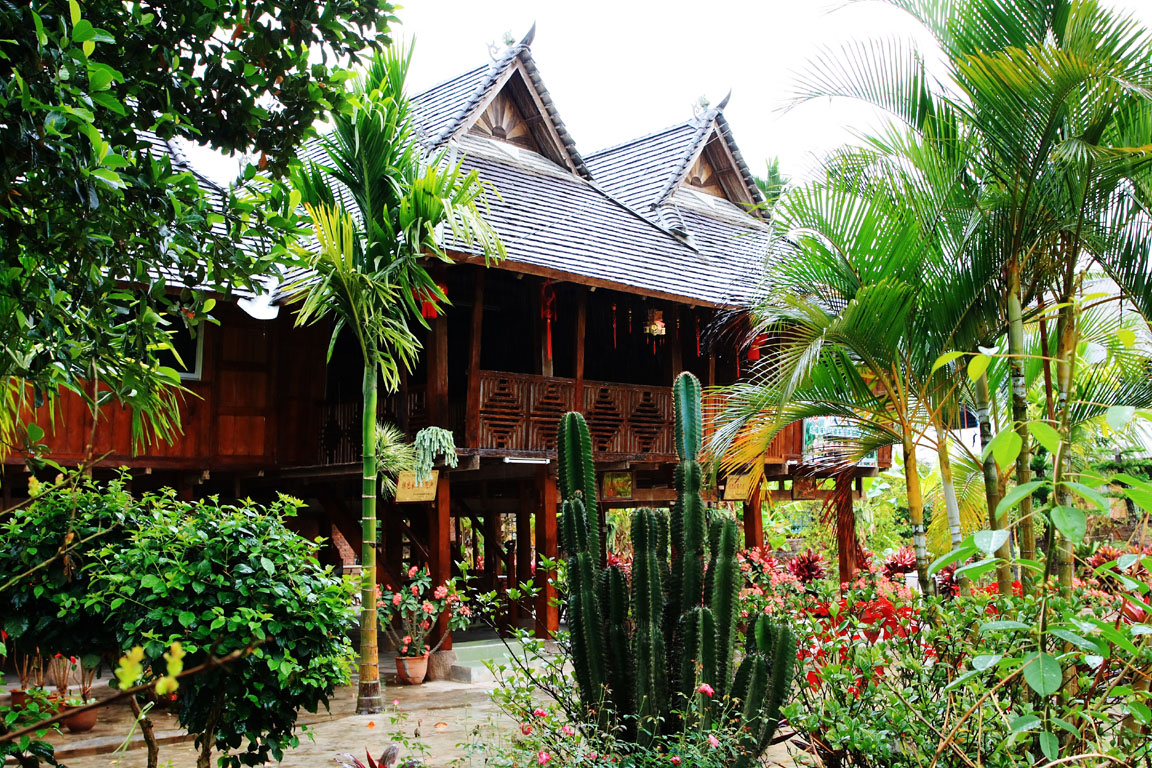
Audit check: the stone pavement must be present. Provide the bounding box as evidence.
[38,681,804,768]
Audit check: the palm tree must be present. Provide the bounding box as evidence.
[287,45,504,713]
[768,0,1152,591]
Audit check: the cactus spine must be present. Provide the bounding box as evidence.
[558,372,796,762]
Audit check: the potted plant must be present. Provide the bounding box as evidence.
[61,654,100,733]
[9,652,44,709]
[46,653,72,708]
[378,565,471,684]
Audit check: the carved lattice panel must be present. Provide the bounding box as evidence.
[478,374,527,450]
[527,379,575,451]
[627,388,672,454]
[584,385,625,454]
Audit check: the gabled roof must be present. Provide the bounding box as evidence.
[585,100,766,217]
[412,25,592,180]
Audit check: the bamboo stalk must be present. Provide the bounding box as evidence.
[357,360,382,714]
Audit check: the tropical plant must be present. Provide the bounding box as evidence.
[375,423,417,500]
[376,565,470,658]
[412,426,458,483]
[286,44,504,713]
[561,372,796,765]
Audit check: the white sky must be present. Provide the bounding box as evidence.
[187,0,1152,184]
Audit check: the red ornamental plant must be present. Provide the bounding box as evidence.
[789,549,827,585]
[377,565,471,658]
[880,546,917,582]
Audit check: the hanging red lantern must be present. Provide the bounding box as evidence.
[611,303,618,348]
[540,281,556,361]
[747,333,768,361]
[414,283,446,319]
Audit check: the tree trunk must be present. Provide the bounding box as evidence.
[1053,289,1080,593]
[975,373,1014,594]
[903,435,932,593]
[936,428,968,590]
[357,360,382,714]
[129,695,160,768]
[1007,263,1035,593]
[196,689,225,768]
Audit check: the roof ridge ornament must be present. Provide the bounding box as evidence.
[715,89,731,112]
[520,22,536,48]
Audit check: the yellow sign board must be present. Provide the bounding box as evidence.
[395,470,439,503]
[723,473,755,502]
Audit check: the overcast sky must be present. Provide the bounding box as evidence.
[187,1,1152,185]
[394,0,1152,180]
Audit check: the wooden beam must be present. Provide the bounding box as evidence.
[574,288,587,409]
[743,483,764,549]
[835,474,858,587]
[430,474,453,649]
[534,466,559,638]
[465,271,486,449]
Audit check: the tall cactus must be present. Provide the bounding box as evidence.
[558,372,796,762]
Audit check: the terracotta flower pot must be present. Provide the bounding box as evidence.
[395,654,429,685]
[63,704,99,733]
[9,689,28,709]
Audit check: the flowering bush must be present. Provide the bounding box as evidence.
[377,566,470,657]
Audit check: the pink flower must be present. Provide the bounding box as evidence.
[420,620,431,630]
[434,585,448,599]
[708,734,719,749]
[422,601,436,614]
[521,723,533,735]
[401,646,408,654]
[408,565,419,579]
[533,708,548,718]
[561,725,575,737]
[537,751,551,765]
[392,699,399,706]
[410,584,420,596]
[458,605,471,616]
[403,635,412,645]
[670,757,681,766]
[698,683,714,698]
[392,593,402,606]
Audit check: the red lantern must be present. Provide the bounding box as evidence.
[747,333,768,362]
[414,283,446,319]
[540,281,556,360]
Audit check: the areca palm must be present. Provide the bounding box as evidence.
[286,45,504,714]
[750,0,1152,592]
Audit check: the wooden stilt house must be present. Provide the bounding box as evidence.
[7,29,888,641]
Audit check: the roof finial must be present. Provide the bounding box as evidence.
[520,22,536,47]
[715,90,732,111]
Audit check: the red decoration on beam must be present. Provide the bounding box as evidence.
[414,283,447,319]
[747,333,768,362]
[540,281,556,361]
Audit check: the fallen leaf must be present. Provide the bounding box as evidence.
[434,721,449,729]
[367,721,375,729]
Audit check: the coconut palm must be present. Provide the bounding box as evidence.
[286,45,504,713]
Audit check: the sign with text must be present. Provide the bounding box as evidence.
[722,473,755,502]
[802,416,878,468]
[396,470,439,502]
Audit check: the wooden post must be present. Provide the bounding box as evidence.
[743,481,764,549]
[465,272,486,449]
[708,354,717,388]
[430,473,452,650]
[574,289,587,408]
[535,466,559,638]
[669,304,683,382]
[515,484,533,629]
[428,314,449,427]
[835,474,858,587]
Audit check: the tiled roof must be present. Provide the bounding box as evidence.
[582,122,702,213]
[444,135,758,306]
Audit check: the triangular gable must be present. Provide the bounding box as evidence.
[471,88,540,152]
[672,119,762,213]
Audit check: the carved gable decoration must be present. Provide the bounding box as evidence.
[684,151,726,198]
[471,89,540,152]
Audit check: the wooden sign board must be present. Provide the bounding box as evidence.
[602,471,634,500]
[396,470,439,502]
[723,473,755,502]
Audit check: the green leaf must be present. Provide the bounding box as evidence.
[1022,652,1062,697]
[982,426,1022,468]
[972,529,1009,557]
[1052,716,1080,737]
[1050,628,1102,654]
[996,481,1046,519]
[980,620,1029,632]
[90,168,124,189]
[1038,731,1058,761]
[1028,421,1061,454]
[25,423,44,443]
[928,544,977,576]
[955,557,998,580]
[932,351,965,374]
[1106,405,1136,432]
[1009,714,1040,734]
[1118,328,1136,348]
[69,0,81,26]
[1051,506,1087,542]
[972,654,1002,671]
[1063,481,1109,514]
[967,353,991,381]
[1126,701,1152,725]
[178,611,195,628]
[90,92,126,115]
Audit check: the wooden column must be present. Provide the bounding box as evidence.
[835,474,858,587]
[534,466,559,638]
[669,305,683,382]
[708,354,717,387]
[574,289,587,408]
[430,473,452,650]
[428,314,449,427]
[743,482,764,550]
[535,280,554,377]
[465,272,486,449]
[515,485,533,629]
